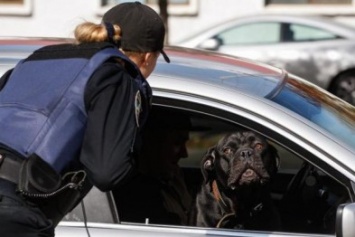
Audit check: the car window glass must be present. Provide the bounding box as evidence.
[290,23,339,41]
[216,22,281,45]
[61,201,84,222]
[61,186,119,224]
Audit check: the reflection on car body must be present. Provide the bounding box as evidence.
[1,38,355,237]
[176,14,355,105]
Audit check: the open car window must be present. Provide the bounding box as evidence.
[61,101,351,236]
[111,101,351,235]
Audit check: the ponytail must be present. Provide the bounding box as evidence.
[74,22,121,45]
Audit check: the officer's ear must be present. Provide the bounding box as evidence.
[140,52,159,78]
[143,52,150,63]
[125,52,149,67]
[143,52,159,65]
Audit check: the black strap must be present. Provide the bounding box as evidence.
[104,22,115,44]
[0,154,22,184]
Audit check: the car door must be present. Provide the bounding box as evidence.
[55,93,353,237]
[56,186,119,237]
[111,93,352,236]
[151,96,351,234]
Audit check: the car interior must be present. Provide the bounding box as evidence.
[184,110,349,233]
[114,104,351,234]
[63,103,352,235]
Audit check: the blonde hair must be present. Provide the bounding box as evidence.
[73,21,157,66]
[74,22,121,44]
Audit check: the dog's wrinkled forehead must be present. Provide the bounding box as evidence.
[217,131,265,150]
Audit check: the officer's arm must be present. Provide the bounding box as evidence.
[80,62,138,191]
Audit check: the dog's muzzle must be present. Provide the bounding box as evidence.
[229,148,270,189]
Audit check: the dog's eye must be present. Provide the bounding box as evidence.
[223,148,234,155]
[254,143,263,151]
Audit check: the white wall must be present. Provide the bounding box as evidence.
[0,0,266,44]
[0,0,355,44]
[168,0,264,43]
[0,0,101,39]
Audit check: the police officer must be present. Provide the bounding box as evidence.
[0,2,169,236]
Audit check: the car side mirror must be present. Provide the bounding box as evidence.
[336,203,355,237]
[198,38,221,51]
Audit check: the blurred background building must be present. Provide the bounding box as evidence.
[1,0,355,44]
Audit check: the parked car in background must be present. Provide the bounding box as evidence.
[1,38,355,237]
[177,14,355,106]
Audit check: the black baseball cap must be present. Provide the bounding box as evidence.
[103,1,170,63]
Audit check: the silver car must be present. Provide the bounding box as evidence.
[1,38,355,237]
[176,14,355,106]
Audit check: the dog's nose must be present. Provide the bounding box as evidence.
[240,148,253,162]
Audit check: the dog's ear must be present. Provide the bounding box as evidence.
[201,146,216,183]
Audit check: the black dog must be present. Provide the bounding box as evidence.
[191,131,281,230]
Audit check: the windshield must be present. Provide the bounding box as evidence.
[268,74,355,150]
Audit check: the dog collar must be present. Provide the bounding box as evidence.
[212,180,229,209]
[211,179,265,228]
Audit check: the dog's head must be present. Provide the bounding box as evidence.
[201,131,280,190]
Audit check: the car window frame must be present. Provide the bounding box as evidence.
[59,93,354,236]
[149,95,353,230]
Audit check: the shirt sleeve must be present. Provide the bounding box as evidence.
[80,62,139,191]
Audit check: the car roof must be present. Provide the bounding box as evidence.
[0,39,285,99]
[153,46,285,98]
[0,37,73,75]
[0,37,73,51]
[244,14,355,35]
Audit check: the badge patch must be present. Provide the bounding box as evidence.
[134,91,142,127]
